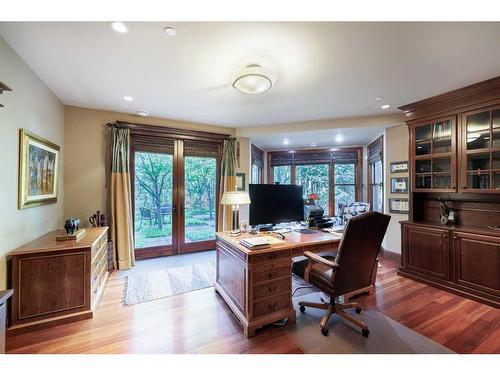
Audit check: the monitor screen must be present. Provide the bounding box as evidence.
[249,184,304,226]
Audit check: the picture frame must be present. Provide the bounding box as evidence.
[390,160,408,174]
[391,177,409,194]
[18,129,60,209]
[388,198,409,214]
[236,172,246,191]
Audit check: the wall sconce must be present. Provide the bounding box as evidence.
[0,81,13,108]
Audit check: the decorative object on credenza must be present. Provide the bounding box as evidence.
[18,129,60,209]
[390,177,409,194]
[89,210,108,227]
[390,160,408,174]
[0,80,13,108]
[64,218,81,234]
[439,199,456,225]
[235,172,246,191]
[388,198,409,214]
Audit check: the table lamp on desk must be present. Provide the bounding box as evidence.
[221,191,251,233]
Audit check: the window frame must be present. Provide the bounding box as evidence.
[267,147,363,216]
[367,135,384,213]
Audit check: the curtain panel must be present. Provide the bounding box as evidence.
[111,127,135,270]
[217,138,237,232]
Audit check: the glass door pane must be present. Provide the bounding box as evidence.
[273,165,291,184]
[134,151,173,249]
[184,156,217,244]
[296,164,329,214]
[371,159,383,212]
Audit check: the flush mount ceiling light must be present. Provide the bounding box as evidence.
[123,96,133,102]
[111,22,128,34]
[232,64,277,95]
[335,134,344,143]
[381,104,391,109]
[137,110,150,117]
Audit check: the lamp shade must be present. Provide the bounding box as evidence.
[220,191,251,205]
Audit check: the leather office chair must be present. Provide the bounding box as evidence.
[298,211,390,337]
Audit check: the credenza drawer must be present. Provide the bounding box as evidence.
[252,278,291,300]
[252,293,290,318]
[250,250,291,264]
[252,266,291,283]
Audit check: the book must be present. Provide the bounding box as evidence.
[239,237,272,249]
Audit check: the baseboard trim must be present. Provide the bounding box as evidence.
[381,249,401,264]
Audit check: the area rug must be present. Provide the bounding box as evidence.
[124,263,215,305]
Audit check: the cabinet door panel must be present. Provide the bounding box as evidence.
[454,233,500,296]
[216,245,246,313]
[405,226,450,280]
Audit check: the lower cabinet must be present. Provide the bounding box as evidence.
[453,232,500,297]
[399,222,500,308]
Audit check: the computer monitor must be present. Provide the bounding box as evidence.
[249,184,304,226]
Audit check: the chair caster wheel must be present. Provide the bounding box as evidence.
[321,327,329,336]
[299,305,305,313]
[362,328,370,337]
[355,307,362,314]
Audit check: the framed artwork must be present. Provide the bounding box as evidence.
[388,198,409,214]
[236,173,246,191]
[390,160,408,173]
[391,177,409,194]
[18,129,60,209]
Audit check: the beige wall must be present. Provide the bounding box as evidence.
[236,137,251,224]
[0,37,65,289]
[383,124,409,254]
[64,106,235,226]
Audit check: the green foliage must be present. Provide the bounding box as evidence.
[185,217,207,226]
[184,156,216,218]
[142,226,172,238]
[273,165,291,184]
[185,229,215,242]
[296,164,330,213]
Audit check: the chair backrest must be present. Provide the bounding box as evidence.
[332,211,390,297]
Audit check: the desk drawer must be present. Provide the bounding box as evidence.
[252,266,291,283]
[252,293,290,318]
[253,278,291,300]
[250,250,291,264]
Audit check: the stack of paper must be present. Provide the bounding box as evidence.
[239,237,272,249]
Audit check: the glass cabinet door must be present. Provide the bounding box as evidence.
[412,117,455,192]
[463,106,500,191]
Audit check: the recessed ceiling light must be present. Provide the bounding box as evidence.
[283,138,290,145]
[375,96,384,101]
[381,104,391,109]
[164,27,176,36]
[123,96,133,102]
[233,64,277,95]
[310,143,318,147]
[335,135,344,143]
[137,110,149,117]
[111,22,128,34]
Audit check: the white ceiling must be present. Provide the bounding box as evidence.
[251,126,386,150]
[1,22,500,128]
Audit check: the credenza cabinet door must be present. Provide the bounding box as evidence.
[453,232,500,297]
[403,225,451,280]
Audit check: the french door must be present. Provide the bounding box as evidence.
[131,136,220,259]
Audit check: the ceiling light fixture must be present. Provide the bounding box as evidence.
[375,96,384,101]
[111,22,128,34]
[164,27,177,36]
[335,135,344,143]
[137,110,150,117]
[232,64,277,95]
[310,143,318,147]
[123,96,133,102]
[283,138,290,146]
[381,104,391,109]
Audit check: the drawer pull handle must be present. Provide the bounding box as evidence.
[267,286,277,292]
[268,302,277,310]
[268,273,274,279]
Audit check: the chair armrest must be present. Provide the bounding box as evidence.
[303,251,338,283]
[303,251,338,269]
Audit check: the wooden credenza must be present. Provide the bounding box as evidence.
[215,231,342,337]
[7,227,109,334]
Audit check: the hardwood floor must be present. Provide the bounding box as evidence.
[5,258,500,354]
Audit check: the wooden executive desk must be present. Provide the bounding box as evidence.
[215,230,342,337]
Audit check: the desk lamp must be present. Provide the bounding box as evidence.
[221,191,251,233]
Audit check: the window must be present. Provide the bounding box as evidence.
[251,144,264,184]
[367,136,384,212]
[333,163,356,214]
[296,164,329,213]
[268,148,361,216]
[251,163,261,184]
[273,165,291,184]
